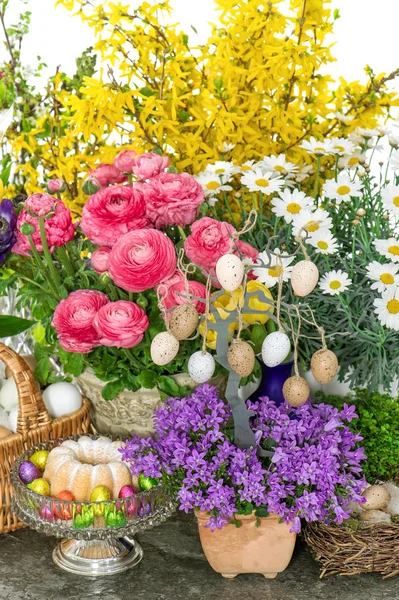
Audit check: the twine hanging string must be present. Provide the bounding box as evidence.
[176,247,197,304]
[157,284,171,333]
[294,222,322,262]
[201,273,213,354]
[301,305,328,350]
[287,304,303,378]
[275,254,285,332]
[234,271,248,342]
[228,209,258,254]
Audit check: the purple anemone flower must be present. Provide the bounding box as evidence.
[0,199,17,262]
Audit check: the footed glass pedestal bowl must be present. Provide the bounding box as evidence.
[11,436,175,577]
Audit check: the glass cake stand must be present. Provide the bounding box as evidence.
[11,437,175,577]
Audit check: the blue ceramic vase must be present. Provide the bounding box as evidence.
[250,360,294,406]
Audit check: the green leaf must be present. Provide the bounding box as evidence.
[157,375,180,397]
[0,315,36,337]
[250,324,267,354]
[64,352,84,377]
[137,369,158,389]
[34,356,51,385]
[102,380,124,400]
[255,506,269,518]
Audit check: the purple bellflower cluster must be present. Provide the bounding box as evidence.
[120,384,366,532]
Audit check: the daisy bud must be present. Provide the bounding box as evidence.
[379,161,384,166]
[343,205,349,210]
[382,214,390,221]
[386,179,391,184]
[356,208,366,217]
[373,183,378,188]
[365,166,370,172]
[327,202,335,208]
[234,192,241,199]
[352,219,360,226]
[320,167,325,173]
[357,168,366,177]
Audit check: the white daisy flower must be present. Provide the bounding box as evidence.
[388,150,399,172]
[382,185,399,217]
[308,230,339,255]
[373,287,399,331]
[252,249,295,288]
[219,143,236,152]
[240,169,283,194]
[194,172,233,197]
[292,208,333,237]
[365,261,399,293]
[271,189,313,224]
[338,151,365,169]
[334,112,355,123]
[329,138,356,156]
[355,127,381,139]
[300,136,334,156]
[389,133,399,148]
[374,238,399,263]
[319,270,352,296]
[260,154,299,176]
[238,160,257,173]
[323,173,363,204]
[205,161,238,180]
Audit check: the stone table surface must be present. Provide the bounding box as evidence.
[0,513,398,600]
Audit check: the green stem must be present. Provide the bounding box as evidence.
[259,190,264,245]
[38,216,62,289]
[27,234,59,297]
[17,274,58,297]
[123,348,146,370]
[350,228,357,277]
[334,155,339,181]
[313,155,321,199]
[338,296,378,343]
[128,292,134,301]
[177,226,187,241]
[56,245,75,277]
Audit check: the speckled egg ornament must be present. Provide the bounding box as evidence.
[363,485,391,510]
[282,376,310,407]
[261,331,291,367]
[216,254,245,292]
[291,260,319,297]
[227,340,255,378]
[310,348,339,384]
[150,331,179,366]
[188,351,216,384]
[169,303,199,341]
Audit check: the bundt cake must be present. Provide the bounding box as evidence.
[44,436,133,501]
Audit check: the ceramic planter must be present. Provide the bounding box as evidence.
[195,511,296,579]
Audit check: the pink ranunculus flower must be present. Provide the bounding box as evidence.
[93,300,149,348]
[81,185,147,247]
[114,150,137,173]
[89,163,127,187]
[47,179,66,193]
[166,280,206,314]
[12,196,76,255]
[132,152,170,180]
[108,229,176,293]
[91,246,111,273]
[139,172,204,229]
[52,290,110,353]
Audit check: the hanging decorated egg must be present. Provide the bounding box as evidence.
[188,351,216,384]
[19,461,42,485]
[282,376,310,407]
[150,332,179,365]
[169,303,199,341]
[216,254,245,292]
[291,260,319,297]
[227,341,255,378]
[261,331,291,367]
[42,382,82,419]
[30,450,50,472]
[310,349,339,384]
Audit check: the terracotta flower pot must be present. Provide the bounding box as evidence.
[195,511,296,579]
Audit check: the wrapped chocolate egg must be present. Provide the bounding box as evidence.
[261,331,291,367]
[54,490,75,520]
[227,341,255,378]
[27,478,50,496]
[118,485,137,499]
[30,450,49,472]
[310,349,339,384]
[216,254,245,292]
[188,351,216,384]
[138,473,158,491]
[291,260,319,297]
[19,461,42,485]
[150,332,179,366]
[169,303,199,341]
[282,376,310,407]
[363,484,391,510]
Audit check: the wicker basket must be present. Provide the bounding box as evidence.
[304,520,399,579]
[0,342,91,533]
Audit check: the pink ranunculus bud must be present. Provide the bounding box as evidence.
[132,152,170,180]
[114,150,137,173]
[80,185,147,247]
[82,176,102,196]
[184,217,258,274]
[138,172,204,229]
[89,163,127,187]
[91,246,111,274]
[47,179,66,194]
[52,290,110,353]
[108,229,176,293]
[93,300,149,348]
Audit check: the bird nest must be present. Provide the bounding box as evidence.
[304,519,399,579]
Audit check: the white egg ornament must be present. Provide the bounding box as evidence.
[150,332,179,366]
[310,349,339,384]
[216,254,245,292]
[261,331,291,368]
[282,376,310,407]
[42,382,83,418]
[0,377,19,411]
[291,260,319,297]
[188,351,216,384]
[169,303,199,341]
